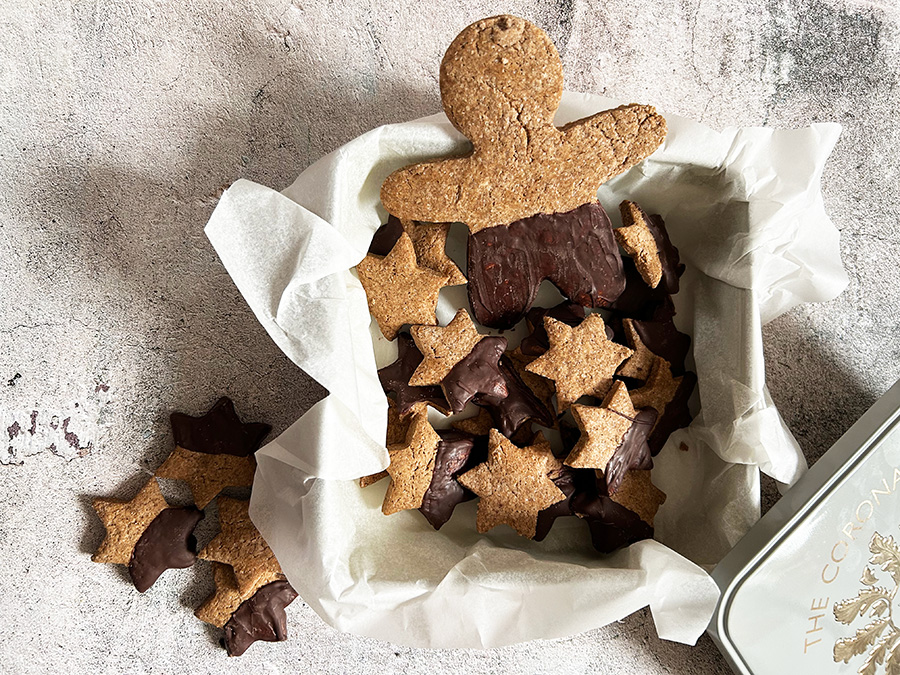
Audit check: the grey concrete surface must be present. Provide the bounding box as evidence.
[1,0,898,672]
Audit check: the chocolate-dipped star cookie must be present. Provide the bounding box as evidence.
[410,309,508,414]
[629,356,696,454]
[195,562,298,657]
[610,469,667,527]
[606,257,676,321]
[605,408,656,495]
[378,333,450,417]
[369,215,466,286]
[356,232,451,340]
[199,497,285,596]
[615,201,684,294]
[92,478,203,592]
[156,445,255,508]
[382,409,441,515]
[458,430,566,539]
[566,381,636,470]
[519,302,587,357]
[171,396,271,457]
[380,16,666,233]
[569,471,654,554]
[418,429,479,530]
[526,314,632,411]
[474,354,555,437]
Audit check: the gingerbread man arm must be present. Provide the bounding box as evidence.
[380,154,473,225]
[560,104,667,186]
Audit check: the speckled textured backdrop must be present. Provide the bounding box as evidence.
[1,1,898,673]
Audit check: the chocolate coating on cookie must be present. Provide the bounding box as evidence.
[533,464,577,541]
[368,215,404,256]
[643,209,684,294]
[629,318,692,375]
[223,580,298,657]
[605,408,656,494]
[606,257,675,321]
[129,506,203,593]
[170,397,271,457]
[378,332,450,416]
[648,371,697,455]
[468,203,624,328]
[442,336,508,413]
[419,430,478,529]
[519,302,586,357]
[474,355,555,437]
[570,472,652,554]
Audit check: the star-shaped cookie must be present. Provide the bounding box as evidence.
[609,469,667,526]
[199,497,285,596]
[565,381,635,470]
[525,314,632,411]
[368,215,466,286]
[382,409,441,515]
[170,396,271,457]
[377,333,450,416]
[156,445,256,508]
[410,308,485,386]
[616,318,657,382]
[457,430,566,538]
[615,201,664,289]
[92,478,170,565]
[356,232,451,340]
[629,356,682,437]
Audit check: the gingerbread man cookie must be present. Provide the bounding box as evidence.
[380,15,667,233]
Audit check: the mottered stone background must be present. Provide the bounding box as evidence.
[1,0,898,673]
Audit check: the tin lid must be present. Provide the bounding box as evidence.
[711,378,900,674]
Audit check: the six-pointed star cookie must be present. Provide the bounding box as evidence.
[170,396,271,457]
[566,381,636,470]
[156,445,256,508]
[382,409,441,515]
[92,478,170,565]
[458,430,566,538]
[410,308,485,386]
[525,314,633,411]
[615,201,664,289]
[356,232,451,340]
[199,497,285,596]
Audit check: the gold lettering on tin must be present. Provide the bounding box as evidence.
[843,520,862,541]
[832,540,849,563]
[857,500,875,523]
[811,597,829,612]
[822,564,839,584]
[872,478,891,505]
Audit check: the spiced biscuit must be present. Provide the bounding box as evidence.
[458,430,566,539]
[170,396,271,457]
[382,409,442,515]
[380,16,666,232]
[156,445,255,509]
[378,334,451,417]
[616,201,684,294]
[92,478,203,592]
[369,215,466,286]
[199,497,285,597]
[410,309,485,386]
[566,381,636,470]
[609,469,666,527]
[616,318,658,382]
[356,233,451,340]
[526,314,632,411]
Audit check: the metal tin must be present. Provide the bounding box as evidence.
[711,378,900,673]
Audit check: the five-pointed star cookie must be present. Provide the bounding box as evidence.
[156,445,256,508]
[382,409,441,515]
[409,308,485,386]
[629,356,682,437]
[195,561,247,628]
[616,318,657,382]
[609,469,667,526]
[92,478,170,565]
[615,200,664,289]
[525,313,633,411]
[566,381,636,470]
[457,430,566,539]
[199,497,285,597]
[368,215,467,286]
[356,232,451,340]
[170,396,271,457]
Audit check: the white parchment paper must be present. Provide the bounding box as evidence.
[204,92,847,648]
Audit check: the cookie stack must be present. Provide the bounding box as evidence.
[91,397,297,656]
[356,15,696,553]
